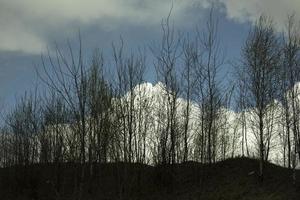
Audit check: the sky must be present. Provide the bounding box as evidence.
[1,0,300,109]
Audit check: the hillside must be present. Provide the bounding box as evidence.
[0,157,299,200]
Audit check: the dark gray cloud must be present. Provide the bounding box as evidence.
[1,0,297,54]
[220,0,300,29]
[0,0,206,54]
[0,51,40,108]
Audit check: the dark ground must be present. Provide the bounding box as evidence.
[0,157,299,200]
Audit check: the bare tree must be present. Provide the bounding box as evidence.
[236,67,250,157]
[112,40,146,163]
[195,7,225,164]
[5,91,42,166]
[240,16,281,182]
[152,10,181,165]
[86,50,113,164]
[38,36,91,199]
[281,14,300,170]
[181,36,197,162]
[39,39,89,165]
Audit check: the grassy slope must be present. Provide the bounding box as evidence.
[0,157,299,200]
